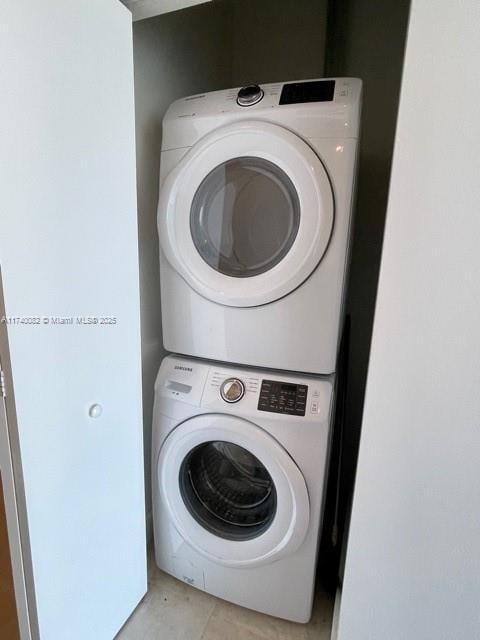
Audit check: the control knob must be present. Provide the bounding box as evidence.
[220,378,245,403]
[237,84,264,107]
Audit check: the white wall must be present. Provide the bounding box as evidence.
[338,1,480,638]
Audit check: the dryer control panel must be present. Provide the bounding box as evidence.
[258,380,308,417]
[279,80,335,105]
[161,78,362,152]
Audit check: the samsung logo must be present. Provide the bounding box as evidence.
[174,365,193,372]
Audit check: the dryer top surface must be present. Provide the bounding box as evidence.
[161,78,362,150]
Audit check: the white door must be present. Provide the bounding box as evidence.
[337,2,480,639]
[157,414,310,567]
[1,2,146,639]
[158,121,334,307]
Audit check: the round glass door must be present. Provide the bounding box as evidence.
[190,157,300,278]
[157,414,310,566]
[179,441,277,541]
[158,120,334,307]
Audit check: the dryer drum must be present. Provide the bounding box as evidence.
[179,441,277,541]
[190,157,300,278]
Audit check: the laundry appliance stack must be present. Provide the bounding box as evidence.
[152,78,362,623]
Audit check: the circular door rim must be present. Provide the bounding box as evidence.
[158,120,334,307]
[157,413,310,568]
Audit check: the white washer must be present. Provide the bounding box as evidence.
[152,355,335,623]
[158,78,362,374]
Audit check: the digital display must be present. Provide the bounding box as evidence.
[258,379,308,416]
[167,380,192,394]
[279,80,336,105]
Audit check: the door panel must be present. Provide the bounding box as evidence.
[1,2,146,639]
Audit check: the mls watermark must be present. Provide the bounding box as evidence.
[1,316,117,326]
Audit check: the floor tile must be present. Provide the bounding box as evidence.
[117,554,334,640]
[200,612,266,640]
[116,567,216,640]
[201,600,308,640]
[305,588,334,640]
[200,584,333,640]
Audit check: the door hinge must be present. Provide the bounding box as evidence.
[0,366,6,398]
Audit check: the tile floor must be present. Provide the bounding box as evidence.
[116,552,334,640]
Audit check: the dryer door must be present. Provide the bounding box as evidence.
[158,120,334,307]
[157,414,310,568]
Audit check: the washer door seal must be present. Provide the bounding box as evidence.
[157,414,310,568]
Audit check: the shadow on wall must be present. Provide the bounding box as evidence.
[227,0,328,86]
[325,0,411,542]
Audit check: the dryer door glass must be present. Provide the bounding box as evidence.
[179,440,277,541]
[190,157,300,277]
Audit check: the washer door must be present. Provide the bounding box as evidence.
[157,414,310,568]
[158,120,334,307]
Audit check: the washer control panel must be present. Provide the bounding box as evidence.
[220,378,245,403]
[158,357,332,422]
[200,362,328,419]
[258,380,308,417]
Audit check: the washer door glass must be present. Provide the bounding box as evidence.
[179,440,277,541]
[190,157,300,278]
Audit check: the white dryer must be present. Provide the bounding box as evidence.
[152,355,335,622]
[157,78,361,374]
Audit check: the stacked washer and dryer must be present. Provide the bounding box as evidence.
[152,78,362,623]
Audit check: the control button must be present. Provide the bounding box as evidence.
[220,378,245,403]
[311,401,319,414]
[237,84,264,107]
[88,403,103,418]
